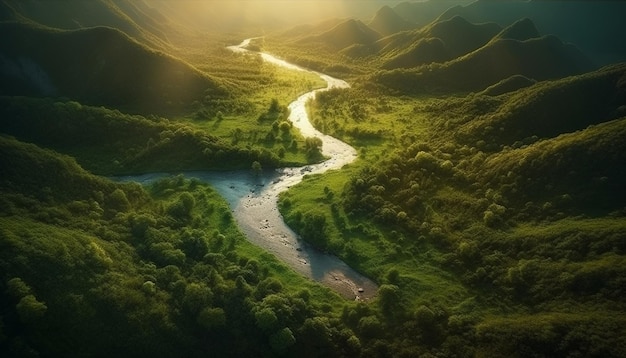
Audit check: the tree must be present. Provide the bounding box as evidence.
[16,295,47,324]
[299,212,327,248]
[7,277,31,298]
[378,284,402,319]
[270,327,296,355]
[252,161,262,176]
[255,307,278,332]
[269,98,280,113]
[197,307,226,329]
[305,137,323,159]
[182,282,213,315]
[108,188,131,212]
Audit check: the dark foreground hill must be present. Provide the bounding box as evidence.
[0,22,227,114]
[0,135,359,358]
[0,96,284,174]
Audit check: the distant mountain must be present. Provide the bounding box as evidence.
[375,15,500,69]
[382,38,451,69]
[393,0,471,27]
[424,0,626,66]
[372,28,594,94]
[304,19,381,49]
[367,5,415,36]
[277,18,345,40]
[0,22,226,114]
[480,74,537,96]
[490,17,540,42]
[0,0,174,50]
[426,15,502,57]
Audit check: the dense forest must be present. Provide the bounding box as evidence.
[1,0,625,357]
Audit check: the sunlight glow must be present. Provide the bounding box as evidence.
[171,0,406,28]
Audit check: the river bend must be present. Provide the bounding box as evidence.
[121,39,378,300]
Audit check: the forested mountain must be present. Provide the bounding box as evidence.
[303,19,382,50]
[367,5,415,37]
[377,16,502,68]
[396,0,626,66]
[1,1,625,357]
[0,22,226,114]
[0,0,174,50]
[292,60,626,357]
[372,18,593,94]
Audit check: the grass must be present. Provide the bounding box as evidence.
[174,48,328,167]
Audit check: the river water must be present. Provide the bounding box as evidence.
[119,39,378,300]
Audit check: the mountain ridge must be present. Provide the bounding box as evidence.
[367,5,415,36]
[0,22,226,114]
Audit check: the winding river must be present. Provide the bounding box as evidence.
[121,39,378,300]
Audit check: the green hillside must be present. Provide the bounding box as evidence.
[0,22,226,114]
[0,0,173,50]
[454,63,626,146]
[426,15,502,58]
[490,17,540,42]
[0,135,363,357]
[281,59,626,357]
[373,32,594,94]
[0,96,313,174]
[381,37,451,69]
[1,1,625,357]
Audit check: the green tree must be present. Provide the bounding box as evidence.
[182,282,213,315]
[255,307,278,332]
[252,161,262,176]
[378,284,402,319]
[270,327,296,355]
[108,188,131,212]
[305,137,323,159]
[7,277,31,298]
[197,307,226,329]
[16,295,47,324]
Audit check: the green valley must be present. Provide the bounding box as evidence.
[1,1,625,357]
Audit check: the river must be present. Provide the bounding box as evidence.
[119,39,378,300]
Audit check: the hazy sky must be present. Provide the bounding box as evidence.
[158,0,411,28]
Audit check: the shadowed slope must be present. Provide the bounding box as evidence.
[458,63,626,146]
[373,32,594,94]
[0,0,173,50]
[367,5,415,36]
[481,116,626,215]
[0,22,227,114]
[378,15,501,69]
[304,18,381,50]
[426,15,502,57]
[490,17,540,42]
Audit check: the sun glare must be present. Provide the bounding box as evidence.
[187,1,403,27]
